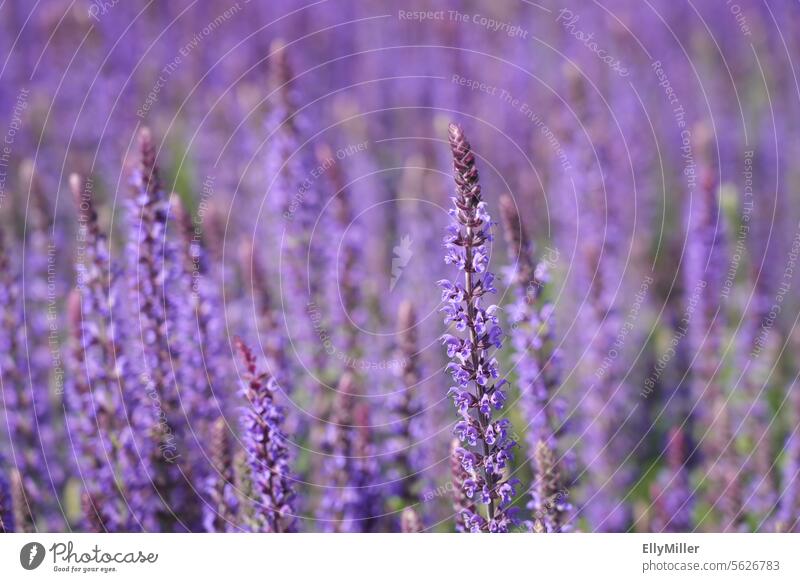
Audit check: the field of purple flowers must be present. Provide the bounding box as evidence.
[1,1,799,533]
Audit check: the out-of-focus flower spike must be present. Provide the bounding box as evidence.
[649,428,692,532]
[498,194,536,293]
[203,417,239,532]
[0,222,56,530]
[69,172,156,531]
[684,123,741,530]
[499,194,571,533]
[319,373,380,532]
[65,289,115,531]
[170,194,225,426]
[238,240,293,393]
[389,301,425,519]
[237,338,297,533]
[316,142,364,354]
[265,40,328,379]
[127,128,196,531]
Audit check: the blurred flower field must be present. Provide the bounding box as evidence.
[1,0,799,533]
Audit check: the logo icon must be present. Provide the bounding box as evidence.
[20,542,46,570]
[390,234,413,291]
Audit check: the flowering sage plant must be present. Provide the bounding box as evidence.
[439,123,520,532]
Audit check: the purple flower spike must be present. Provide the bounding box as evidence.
[203,417,240,532]
[0,220,59,530]
[126,128,195,531]
[440,124,521,532]
[237,338,296,533]
[171,196,228,467]
[68,173,155,532]
[319,373,381,532]
[650,428,692,532]
[684,125,739,530]
[775,381,800,532]
[499,194,572,533]
[265,41,328,376]
[389,301,425,528]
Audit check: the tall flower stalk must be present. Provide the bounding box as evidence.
[319,373,380,532]
[265,41,328,375]
[0,224,55,530]
[239,241,298,426]
[68,173,152,531]
[439,123,520,532]
[203,417,239,532]
[499,195,571,532]
[171,197,227,449]
[389,301,425,525]
[236,338,296,532]
[126,128,194,531]
[19,161,65,530]
[649,428,692,532]
[684,125,740,530]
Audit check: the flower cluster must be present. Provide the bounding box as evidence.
[439,123,520,532]
[203,418,240,532]
[237,338,297,533]
[389,301,425,502]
